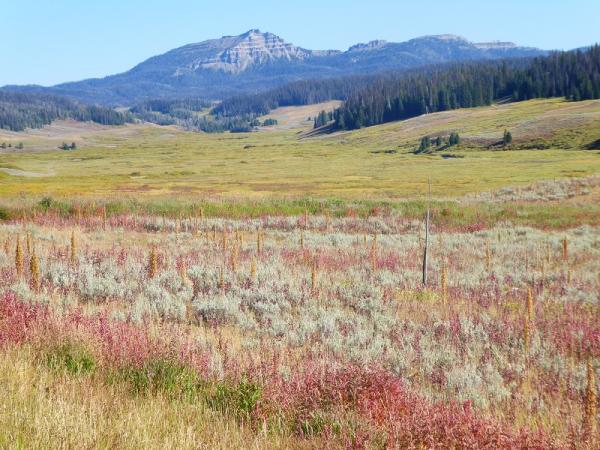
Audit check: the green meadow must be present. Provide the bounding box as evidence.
[1,98,599,226]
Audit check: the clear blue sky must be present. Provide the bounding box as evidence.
[3,0,599,86]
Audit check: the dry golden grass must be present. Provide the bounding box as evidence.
[0,120,160,153]
[0,347,302,450]
[259,101,342,131]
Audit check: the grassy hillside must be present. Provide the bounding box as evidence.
[0,98,599,202]
[258,101,342,130]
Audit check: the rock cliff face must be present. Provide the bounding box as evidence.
[348,40,389,52]
[2,30,547,104]
[474,41,522,50]
[176,30,314,74]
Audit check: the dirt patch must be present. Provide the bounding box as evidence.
[0,168,54,177]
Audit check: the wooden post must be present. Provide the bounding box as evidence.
[422,179,431,287]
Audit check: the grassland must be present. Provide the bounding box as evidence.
[0,347,287,449]
[1,98,600,448]
[1,98,599,202]
[259,100,342,130]
[0,212,599,448]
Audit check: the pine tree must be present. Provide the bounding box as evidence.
[419,136,431,152]
[448,132,460,146]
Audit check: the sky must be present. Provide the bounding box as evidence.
[2,0,599,86]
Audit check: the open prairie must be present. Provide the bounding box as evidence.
[1,99,600,202]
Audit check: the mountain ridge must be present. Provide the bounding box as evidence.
[2,30,547,105]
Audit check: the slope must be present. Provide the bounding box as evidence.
[0,99,599,202]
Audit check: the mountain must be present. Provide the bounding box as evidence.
[2,30,546,105]
[168,29,333,74]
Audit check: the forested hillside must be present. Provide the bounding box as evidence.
[129,98,213,125]
[4,47,598,134]
[212,76,375,117]
[334,46,600,129]
[159,46,599,133]
[0,92,131,131]
[130,98,262,132]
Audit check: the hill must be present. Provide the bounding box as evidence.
[155,46,600,133]
[0,92,131,132]
[1,30,546,105]
[334,45,600,130]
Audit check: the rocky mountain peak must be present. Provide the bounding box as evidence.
[348,40,388,52]
[184,29,311,74]
[419,34,469,42]
[473,41,519,50]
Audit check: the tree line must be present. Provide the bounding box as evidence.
[212,76,376,118]
[417,132,460,153]
[313,110,334,128]
[0,92,132,131]
[334,45,600,130]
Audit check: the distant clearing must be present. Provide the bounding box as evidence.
[0,120,166,152]
[259,100,342,130]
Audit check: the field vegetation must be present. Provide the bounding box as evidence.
[0,206,599,447]
[1,98,599,202]
[1,96,599,448]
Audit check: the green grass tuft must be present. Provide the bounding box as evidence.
[114,359,200,399]
[45,342,96,376]
[208,379,262,421]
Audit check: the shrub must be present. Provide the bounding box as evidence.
[38,196,53,210]
[0,207,11,221]
[115,359,199,399]
[193,294,241,325]
[46,342,96,375]
[208,379,262,421]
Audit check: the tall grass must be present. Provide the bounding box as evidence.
[0,212,598,447]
